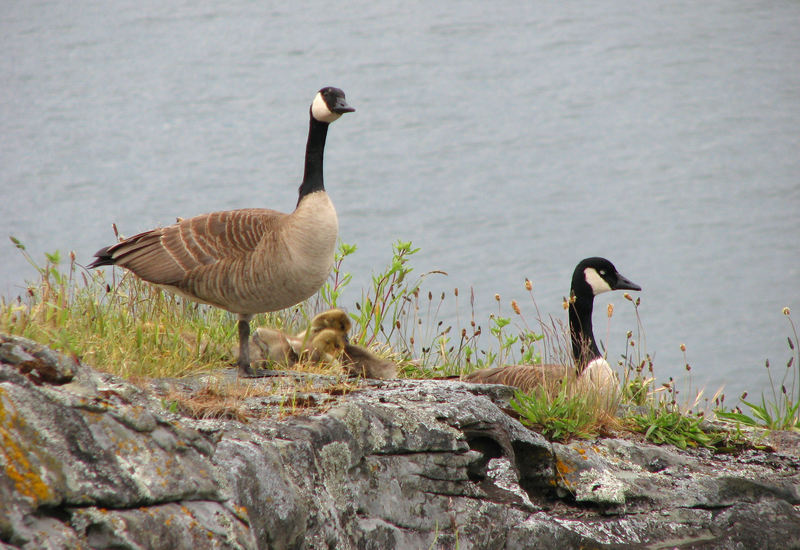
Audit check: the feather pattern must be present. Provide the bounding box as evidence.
[95,196,337,313]
[464,363,572,393]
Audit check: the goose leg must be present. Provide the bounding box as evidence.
[237,315,255,376]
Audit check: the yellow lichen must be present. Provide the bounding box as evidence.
[554,457,576,489]
[555,458,575,476]
[0,388,53,504]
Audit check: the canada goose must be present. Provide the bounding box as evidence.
[464,257,641,394]
[305,328,347,364]
[245,327,345,367]
[241,310,351,368]
[296,308,352,344]
[242,309,397,378]
[88,87,354,376]
[251,327,300,366]
[304,309,396,379]
[341,344,398,379]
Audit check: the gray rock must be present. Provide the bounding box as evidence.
[2,333,799,549]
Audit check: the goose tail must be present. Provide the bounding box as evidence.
[88,246,116,268]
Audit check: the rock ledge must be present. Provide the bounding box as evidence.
[2,333,799,549]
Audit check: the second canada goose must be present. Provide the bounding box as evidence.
[464,257,641,394]
[88,87,354,376]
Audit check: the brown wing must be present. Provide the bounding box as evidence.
[463,364,573,393]
[92,208,284,286]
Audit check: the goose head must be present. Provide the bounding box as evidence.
[311,87,355,123]
[311,328,347,362]
[309,309,352,339]
[569,257,641,367]
[572,257,641,298]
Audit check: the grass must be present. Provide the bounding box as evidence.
[158,374,362,422]
[1,235,797,446]
[2,236,310,379]
[626,408,722,450]
[510,386,618,441]
[715,308,800,431]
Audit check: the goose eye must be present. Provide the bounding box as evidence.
[599,270,606,276]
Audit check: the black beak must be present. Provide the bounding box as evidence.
[331,96,355,114]
[613,273,642,292]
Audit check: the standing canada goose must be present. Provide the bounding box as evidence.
[464,257,641,394]
[88,87,354,376]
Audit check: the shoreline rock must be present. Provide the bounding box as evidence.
[2,333,799,549]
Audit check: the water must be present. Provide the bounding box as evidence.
[2,0,798,401]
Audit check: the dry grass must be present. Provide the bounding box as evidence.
[159,372,362,422]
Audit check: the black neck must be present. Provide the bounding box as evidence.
[568,288,601,371]
[297,114,330,206]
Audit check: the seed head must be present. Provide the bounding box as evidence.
[607,303,614,318]
[494,293,501,302]
[511,300,521,315]
[680,343,686,352]
[454,287,459,297]
[623,293,632,301]
[783,307,791,316]
[524,278,532,291]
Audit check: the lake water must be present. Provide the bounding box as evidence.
[2,0,799,402]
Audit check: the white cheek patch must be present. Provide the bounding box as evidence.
[311,93,342,123]
[584,267,612,295]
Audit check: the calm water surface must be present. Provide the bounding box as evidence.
[2,1,799,400]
